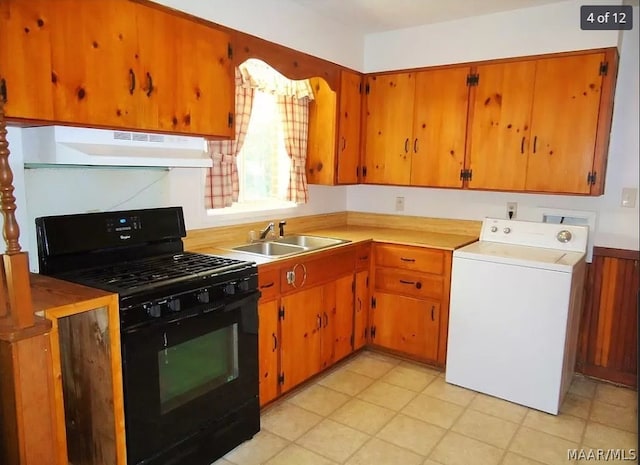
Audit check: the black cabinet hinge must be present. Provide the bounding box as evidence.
[278,306,285,320]
[278,373,285,385]
[351,279,356,293]
[587,171,597,185]
[466,74,479,86]
[227,43,233,59]
[228,112,234,128]
[362,166,368,178]
[365,276,369,288]
[599,61,608,76]
[370,326,376,339]
[359,82,363,94]
[356,166,361,178]
[460,169,473,181]
[365,82,370,94]
[350,334,354,347]
[0,78,6,103]
[371,296,376,309]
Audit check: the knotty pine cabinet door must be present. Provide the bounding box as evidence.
[363,73,414,185]
[326,274,355,364]
[410,67,470,188]
[354,270,369,350]
[258,300,279,406]
[336,70,363,184]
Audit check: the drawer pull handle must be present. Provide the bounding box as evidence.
[129,69,136,95]
[260,282,274,289]
[400,279,415,285]
[404,138,409,153]
[323,312,328,328]
[400,257,415,263]
[358,255,369,261]
[272,333,278,351]
[431,306,435,321]
[316,314,322,330]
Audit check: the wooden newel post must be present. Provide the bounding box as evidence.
[0,97,34,329]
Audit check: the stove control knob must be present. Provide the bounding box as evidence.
[197,290,210,304]
[238,280,250,292]
[147,304,162,318]
[167,299,181,312]
[503,227,511,234]
[490,226,498,232]
[224,283,236,295]
[557,230,572,243]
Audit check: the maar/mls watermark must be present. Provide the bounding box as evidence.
[568,448,637,461]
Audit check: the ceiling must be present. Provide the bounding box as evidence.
[288,0,570,33]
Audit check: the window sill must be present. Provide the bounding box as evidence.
[206,200,297,220]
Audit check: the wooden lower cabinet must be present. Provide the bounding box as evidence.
[371,292,440,361]
[353,270,369,350]
[258,300,279,406]
[327,274,356,363]
[577,247,639,387]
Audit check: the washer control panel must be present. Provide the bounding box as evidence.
[479,218,588,252]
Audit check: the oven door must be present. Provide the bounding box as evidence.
[121,291,259,465]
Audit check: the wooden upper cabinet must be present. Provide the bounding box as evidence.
[336,70,363,184]
[2,0,233,136]
[0,0,54,120]
[363,73,414,185]
[525,52,605,194]
[410,67,470,187]
[306,70,363,185]
[468,50,617,195]
[467,60,536,190]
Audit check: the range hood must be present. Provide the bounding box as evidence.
[21,126,213,168]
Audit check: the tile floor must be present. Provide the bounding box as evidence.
[215,350,638,465]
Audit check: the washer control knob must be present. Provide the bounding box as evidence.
[503,227,511,234]
[557,230,572,243]
[490,226,498,232]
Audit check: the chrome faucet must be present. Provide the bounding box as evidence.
[258,222,275,240]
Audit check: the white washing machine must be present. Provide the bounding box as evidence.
[445,218,588,415]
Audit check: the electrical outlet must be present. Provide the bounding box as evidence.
[395,196,405,212]
[507,202,517,219]
[621,187,637,208]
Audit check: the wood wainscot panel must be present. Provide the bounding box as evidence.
[577,247,639,388]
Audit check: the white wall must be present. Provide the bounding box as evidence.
[351,2,639,251]
[153,0,364,71]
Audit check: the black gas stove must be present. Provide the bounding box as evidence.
[36,207,261,465]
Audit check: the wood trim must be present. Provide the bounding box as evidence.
[593,246,639,260]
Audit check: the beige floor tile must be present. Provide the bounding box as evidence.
[582,421,639,450]
[468,393,528,424]
[423,377,476,406]
[501,452,547,465]
[376,413,446,456]
[356,380,417,410]
[345,437,424,465]
[362,350,403,365]
[399,360,442,376]
[595,383,638,408]
[264,444,339,465]
[429,431,503,465]
[261,402,323,441]
[317,367,375,396]
[568,376,598,399]
[296,418,370,463]
[223,430,289,465]
[522,410,586,443]
[509,426,578,465]
[451,408,518,448]
[287,384,350,416]
[343,353,397,379]
[590,400,638,432]
[381,364,438,392]
[559,392,592,419]
[329,398,396,435]
[402,393,464,429]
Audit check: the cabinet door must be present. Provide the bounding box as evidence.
[363,73,414,185]
[372,292,439,361]
[49,0,138,127]
[336,70,363,184]
[354,270,369,350]
[526,53,605,193]
[328,274,355,363]
[410,67,470,187]
[258,300,279,406]
[306,77,337,185]
[0,0,54,120]
[467,60,536,190]
[280,286,323,393]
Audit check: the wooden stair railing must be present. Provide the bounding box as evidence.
[0,97,58,464]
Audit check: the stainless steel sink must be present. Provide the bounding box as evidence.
[229,235,350,257]
[231,242,306,256]
[273,235,349,249]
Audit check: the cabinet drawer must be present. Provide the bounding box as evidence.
[375,244,444,275]
[375,268,443,300]
[258,266,280,302]
[281,248,355,292]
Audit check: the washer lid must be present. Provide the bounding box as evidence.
[453,241,585,272]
